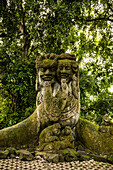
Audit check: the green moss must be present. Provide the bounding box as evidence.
[63,149,69,154]
[108,155,113,163]
[77,118,113,156]
[82,155,90,159]
[0,150,9,158]
[62,148,78,162]
[0,109,39,148]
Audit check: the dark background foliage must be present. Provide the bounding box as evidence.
[0,0,113,129]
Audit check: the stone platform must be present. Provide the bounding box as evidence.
[0,156,113,170]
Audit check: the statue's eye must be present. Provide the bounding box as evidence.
[65,66,71,70]
[59,66,63,70]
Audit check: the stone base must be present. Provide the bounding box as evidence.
[36,148,78,163]
[0,147,113,164]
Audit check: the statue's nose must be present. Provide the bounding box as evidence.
[45,69,50,74]
[61,67,66,73]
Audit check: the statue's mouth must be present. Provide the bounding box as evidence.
[60,73,69,79]
[41,75,52,81]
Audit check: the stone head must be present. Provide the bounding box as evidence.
[57,53,78,83]
[36,53,57,86]
[52,123,61,135]
[103,114,110,123]
[64,126,72,135]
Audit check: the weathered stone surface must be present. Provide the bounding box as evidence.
[76,150,108,162]
[90,154,108,163]
[7,147,16,155]
[62,148,78,162]
[36,148,78,162]
[36,151,59,162]
[0,109,39,148]
[0,148,36,160]
[44,153,59,163]
[19,150,34,161]
[0,150,9,159]
[76,118,113,155]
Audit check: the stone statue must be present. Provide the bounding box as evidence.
[35,53,80,161]
[36,53,80,129]
[36,53,60,129]
[56,53,80,127]
[1,53,113,162]
[101,114,111,126]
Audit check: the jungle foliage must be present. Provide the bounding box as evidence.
[0,0,113,129]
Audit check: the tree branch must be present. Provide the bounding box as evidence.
[20,0,31,58]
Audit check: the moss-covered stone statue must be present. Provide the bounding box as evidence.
[0,53,113,163]
[35,53,80,161]
[36,53,80,129]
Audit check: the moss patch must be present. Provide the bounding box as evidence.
[76,118,113,155]
[0,109,39,148]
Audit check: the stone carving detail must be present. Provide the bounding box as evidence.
[38,123,74,151]
[36,53,80,161]
[101,114,111,126]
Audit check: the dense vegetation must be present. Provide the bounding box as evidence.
[0,0,113,129]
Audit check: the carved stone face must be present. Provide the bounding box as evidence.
[57,59,73,83]
[39,59,56,82]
